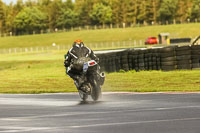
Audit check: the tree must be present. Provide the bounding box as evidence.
[14,7,47,34]
[36,0,51,30]
[152,0,160,24]
[190,0,200,21]
[0,0,4,21]
[89,3,112,25]
[64,0,74,10]
[0,0,6,34]
[137,0,149,24]
[0,0,199,36]
[37,0,52,10]
[47,0,63,31]
[126,0,142,25]
[176,0,193,23]
[5,3,15,33]
[110,0,121,25]
[75,0,97,25]
[13,0,24,14]
[158,0,178,24]
[25,0,37,7]
[56,8,78,29]
[119,0,129,24]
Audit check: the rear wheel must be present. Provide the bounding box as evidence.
[90,78,101,101]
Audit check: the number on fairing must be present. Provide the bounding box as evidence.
[83,63,88,72]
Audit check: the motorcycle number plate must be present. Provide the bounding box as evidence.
[83,63,88,72]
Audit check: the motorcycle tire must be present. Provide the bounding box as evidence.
[90,78,101,101]
[78,90,88,101]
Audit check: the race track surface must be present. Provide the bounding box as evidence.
[0,92,200,133]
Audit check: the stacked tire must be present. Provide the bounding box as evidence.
[106,53,117,73]
[138,50,146,71]
[132,50,139,71]
[120,50,129,71]
[160,46,177,71]
[144,49,152,70]
[175,46,192,70]
[128,49,135,70]
[111,52,117,72]
[97,44,200,73]
[152,48,161,70]
[191,45,200,69]
[115,51,122,72]
[103,54,110,72]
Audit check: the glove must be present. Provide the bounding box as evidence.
[64,60,69,67]
[67,66,71,73]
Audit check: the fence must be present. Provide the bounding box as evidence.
[0,40,149,54]
[96,45,200,72]
[0,39,192,54]
[0,21,200,37]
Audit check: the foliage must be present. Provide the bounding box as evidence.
[191,0,200,21]
[14,7,47,34]
[89,3,112,25]
[158,0,178,23]
[0,0,200,35]
[56,8,78,28]
[0,0,5,32]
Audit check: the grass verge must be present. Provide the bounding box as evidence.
[0,52,200,93]
[0,23,200,49]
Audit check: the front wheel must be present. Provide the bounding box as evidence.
[78,90,88,101]
[90,78,102,101]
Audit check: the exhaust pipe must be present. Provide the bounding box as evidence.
[99,72,105,85]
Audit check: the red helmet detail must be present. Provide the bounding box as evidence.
[74,39,83,44]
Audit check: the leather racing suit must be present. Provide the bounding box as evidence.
[64,43,99,89]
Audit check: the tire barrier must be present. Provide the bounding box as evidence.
[160,46,176,71]
[96,45,200,73]
[120,50,129,71]
[176,45,192,70]
[191,45,200,70]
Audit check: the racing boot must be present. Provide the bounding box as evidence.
[80,84,90,93]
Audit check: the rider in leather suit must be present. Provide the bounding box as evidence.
[64,40,99,90]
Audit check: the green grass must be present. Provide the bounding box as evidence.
[104,70,200,92]
[0,52,200,93]
[1,23,200,93]
[0,23,200,49]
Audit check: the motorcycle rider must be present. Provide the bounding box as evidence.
[64,40,99,91]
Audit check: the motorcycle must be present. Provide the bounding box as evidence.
[71,57,105,101]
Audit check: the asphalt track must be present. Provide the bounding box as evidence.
[1,92,200,133]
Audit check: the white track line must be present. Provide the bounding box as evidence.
[1,105,200,121]
[71,117,200,128]
[0,98,79,106]
[0,126,51,133]
[1,92,200,96]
